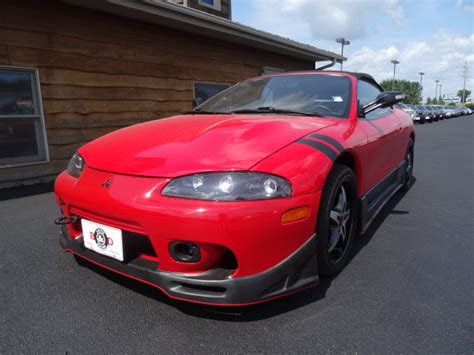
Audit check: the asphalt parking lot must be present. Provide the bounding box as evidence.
[1,117,473,353]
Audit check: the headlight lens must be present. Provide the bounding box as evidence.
[162,172,292,201]
[66,152,85,178]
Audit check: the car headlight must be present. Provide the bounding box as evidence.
[162,172,292,201]
[66,152,85,178]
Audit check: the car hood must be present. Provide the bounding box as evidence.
[79,114,337,177]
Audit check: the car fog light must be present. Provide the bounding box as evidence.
[169,241,201,263]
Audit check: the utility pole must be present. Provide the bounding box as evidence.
[462,61,469,103]
[435,80,439,99]
[391,59,400,90]
[336,38,350,71]
[439,84,442,101]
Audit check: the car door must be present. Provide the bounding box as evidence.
[357,79,405,194]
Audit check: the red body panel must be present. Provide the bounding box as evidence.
[55,71,415,305]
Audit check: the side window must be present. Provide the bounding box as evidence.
[357,80,391,119]
[0,67,49,168]
[193,81,230,107]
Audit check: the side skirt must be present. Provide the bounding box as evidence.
[359,161,406,233]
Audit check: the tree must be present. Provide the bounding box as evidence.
[448,102,456,106]
[432,97,438,105]
[438,96,445,105]
[380,79,422,104]
[426,97,432,104]
[457,89,471,103]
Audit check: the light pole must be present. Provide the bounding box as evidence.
[439,84,442,101]
[419,72,425,102]
[419,72,425,86]
[336,38,350,71]
[435,80,439,99]
[391,59,400,90]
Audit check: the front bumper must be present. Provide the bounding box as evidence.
[55,168,321,305]
[60,225,319,305]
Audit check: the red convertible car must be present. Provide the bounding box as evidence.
[55,71,414,306]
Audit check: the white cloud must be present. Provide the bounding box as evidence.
[456,0,474,12]
[384,0,408,26]
[345,30,474,99]
[277,0,407,40]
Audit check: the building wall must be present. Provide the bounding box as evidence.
[0,0,314,187]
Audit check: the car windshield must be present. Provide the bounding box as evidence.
[194,74,351,118]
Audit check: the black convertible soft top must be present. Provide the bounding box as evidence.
[322,71,384,91]
[274,70,384,92]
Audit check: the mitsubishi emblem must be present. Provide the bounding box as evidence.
[101,177,112,188]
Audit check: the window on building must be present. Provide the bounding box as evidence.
[0,67,48,168]
[193,81,230,107]
[198,0,221,11]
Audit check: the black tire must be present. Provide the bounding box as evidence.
[401,138,414,191]
[316,164,358,276]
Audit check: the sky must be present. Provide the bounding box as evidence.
[232,0,474,101]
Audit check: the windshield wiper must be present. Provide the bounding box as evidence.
[231,106,326,117]
[186,108,230,114]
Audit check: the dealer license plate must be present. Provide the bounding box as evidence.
[81,219,124,261]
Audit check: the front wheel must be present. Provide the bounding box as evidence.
[316,165,358,276]
[401,138,414,190]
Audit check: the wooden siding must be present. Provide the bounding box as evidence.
[0,0,314,187]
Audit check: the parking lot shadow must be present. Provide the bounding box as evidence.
[74,177,416,322]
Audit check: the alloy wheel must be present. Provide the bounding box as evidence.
[328,185,352,263]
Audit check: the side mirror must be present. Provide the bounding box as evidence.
[192,97,204,108]
[360,91,405,116]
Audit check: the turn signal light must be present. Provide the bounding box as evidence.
[281,206,309,224]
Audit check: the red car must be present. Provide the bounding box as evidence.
[55,71,414,306]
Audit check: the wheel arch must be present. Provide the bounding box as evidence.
[333,149,363,197]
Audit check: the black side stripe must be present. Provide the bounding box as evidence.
[309,133,345,153]
[297,139,338,162]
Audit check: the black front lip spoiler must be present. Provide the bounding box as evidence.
[59,226,319,306]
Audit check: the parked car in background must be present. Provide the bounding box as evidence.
[461,107,472,116]
[413,105,428,124]
[431,106,446,120]
[426,106,440,121]
[442,106,454,118]
[417,105,433,123]
[444,106,459,117]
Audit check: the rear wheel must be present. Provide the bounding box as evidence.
[316,165,358,276]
